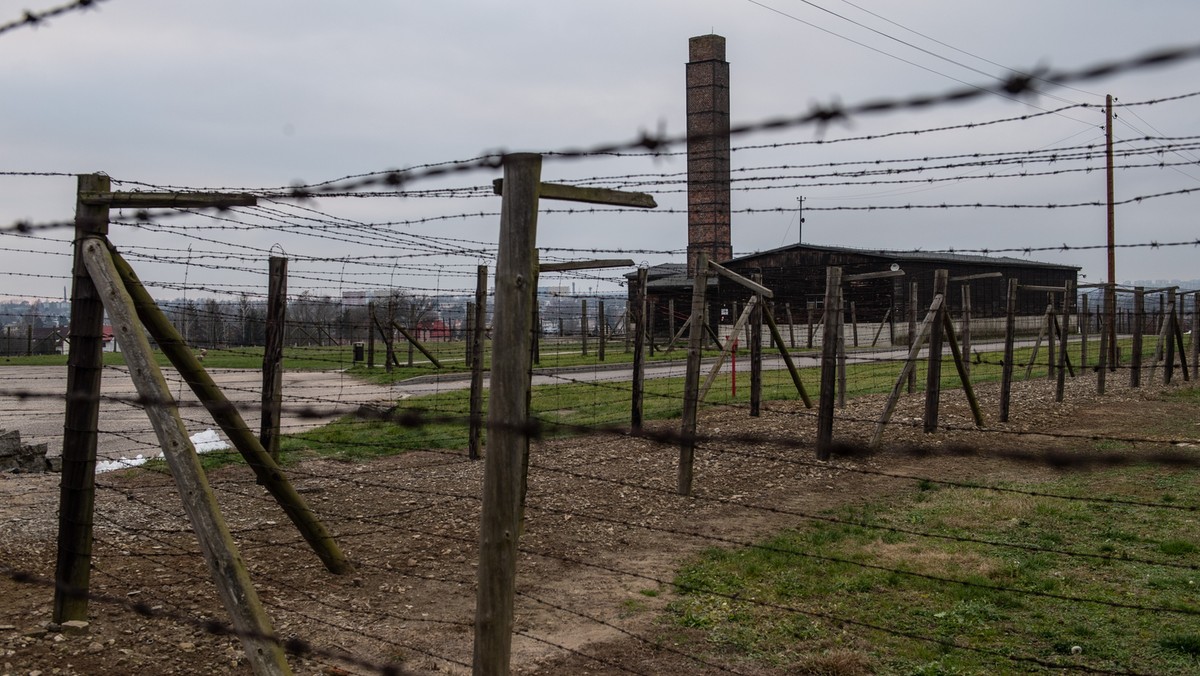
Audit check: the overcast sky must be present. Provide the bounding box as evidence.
[2,0,1199,303]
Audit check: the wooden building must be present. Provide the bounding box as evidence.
[628,244,1078,343]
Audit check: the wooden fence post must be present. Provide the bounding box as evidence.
[581,299,588,356]
[466,302,476,367]
[84,239,291,675]
[837,284,847,409]
[850,300,859,348]
[961,284,972,378]
[1080,293,1089,369]
[816,267,843,459]
[750,273,763,417]
[597,299,606,362]
[1098,304,1109,395]
[1046,293,1057,380]
[907,281,918,393]
[785,302,796,348]
[261,256,287,462]
[474,153,540,676]
[469,265,488,461]
[679,254,708,496]
[650,300,659,356]
[1055,280,1074,402]
[1193,291,1199,382]
[54,173,109,623]
[1000,278,1017,423]
[1131,287,1144,388]
[924,269,948,433]
[367,301,376,369]
[1165,289,1178,385]
[668,298,676,346]
[806,301,815,348]
[632,268,647,431]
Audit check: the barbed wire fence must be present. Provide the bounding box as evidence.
[1,40,1200,675]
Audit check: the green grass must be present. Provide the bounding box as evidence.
[269,336,1152,465]
[666,465,1200,673]
[0,344,364,370]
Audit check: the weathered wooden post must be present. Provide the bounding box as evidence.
[679,254,708,496]
[475,154,540,676]
[1165,289,1178,385]
[580,298,588,356]
[648,299,657,356]
[84,238,291,675]
[785,302,796,348]
[465,302,476,368]
[58,180,270,621]
[817,266,842,459]
[806,300,815,348]
[750,273,763,417]
[1080,293,1089,369]
[837,283,847,408]
[469,265,488,461]
[367,301,376,368]
[597,299,606,362]
[1098,299,1110,395]
[623,302,630,352]
[1193,291,1199,381]
[960,284,972,378]
[1000,278,1017,423]
[261,256,287,462]
[850,300,859,348]
[479,162,656,675]
[632,268,648,431]
[668,298,676,346]
[54,173,110,623]
[1046,292,1057,380]
[1131,287,1144,388]
[908,280,919,393]
[924,269,948,433]
[1055,280,1074,402]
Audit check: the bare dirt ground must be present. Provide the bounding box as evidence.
[1,369,1197,675]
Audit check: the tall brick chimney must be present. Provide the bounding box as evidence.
[686,34,732,277]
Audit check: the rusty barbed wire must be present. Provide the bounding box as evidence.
[0,0,107,37]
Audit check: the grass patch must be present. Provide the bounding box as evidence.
[665,465,1200,673]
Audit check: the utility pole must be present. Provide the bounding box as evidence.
[796,196,805,244]
[1105,94,1118,368]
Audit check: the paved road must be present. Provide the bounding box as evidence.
[389,336,1039,397]
[0,366,398,462]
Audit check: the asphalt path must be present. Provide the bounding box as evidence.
[0,366,398,462]
[389,336,1037,397]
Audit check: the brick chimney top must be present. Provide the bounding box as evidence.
[689,34,725,62]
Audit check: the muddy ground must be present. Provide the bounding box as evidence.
[1,369,1196,675]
